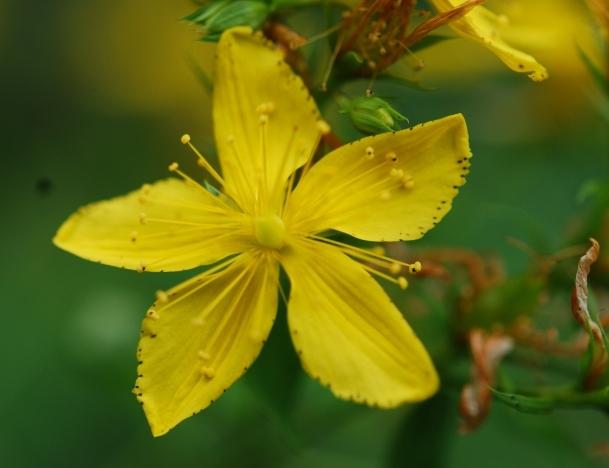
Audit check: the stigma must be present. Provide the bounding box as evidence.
[254,214,286,250]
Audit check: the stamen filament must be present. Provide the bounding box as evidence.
[181,134,225,188]
[359,263,408,289]
[306,233,421,272]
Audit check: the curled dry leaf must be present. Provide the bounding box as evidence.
[459,328,513,433]
[571,238,608,389]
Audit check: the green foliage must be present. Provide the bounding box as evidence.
[185,0,272,41]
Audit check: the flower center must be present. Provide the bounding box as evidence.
[254,214,286,249]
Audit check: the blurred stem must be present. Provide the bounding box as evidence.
[542,387,609,409]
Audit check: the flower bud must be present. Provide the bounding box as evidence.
[185,1,271,42]
[339,96,408,134]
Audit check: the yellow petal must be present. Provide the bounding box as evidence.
[287,114,471,242]
[281,239,438,405]
[429,0,548,81]
[54,178,248,272]
[136,252,279,436]
[213,27,322,212]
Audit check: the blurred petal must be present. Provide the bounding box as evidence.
[287,114,471,242]
[213,27,322,211]
[429,0,548,81]
[54,178,247,272]
[136,252,279,436]
[281,239,439,406]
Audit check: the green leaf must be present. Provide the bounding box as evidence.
[577,45,609,97]
[186,55,213,94]
[491,388,556,414]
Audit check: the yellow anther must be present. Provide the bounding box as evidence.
[139,212,147,225]
[402,175,415,189]
[168,162,179,172]
[371,245,386,256]
[390,168,404,178]
[198,350,211,361]
[379,46,387,55]
[380,190,391,200]
[316,120,331,135]
[180,133,191,145]
[146,308,160,320]
[368,60,377,69]
[138,184,152,203]
[201,366,215,379]
[398,276,408,289]
[155,290,169,304]
[389,263,401,275]
[259,113,269,124]
[256,101,275,114]
[191,316,205,326]
[130,230,138,242]
[410,261,422,274]
[365,146,375,160]
[385,151,398,162]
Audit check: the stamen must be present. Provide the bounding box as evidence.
[139,212,147,225]
[200,366,215,380]
[155,290,169,304]
[321,32,345,91]
[390,168,404,178]
[180,133,225,188]
[401,174,415,189]
[256,101,275,115]
[144,217,242,228]
[271,125,298,207]
[198,350,211,360]
[359,262,408,289]
[146,308,160,320]
[365,146,375,160]
[317,120,332,135]
[385,151,398,163]
[307,234,422,272]
[295,23,342,49]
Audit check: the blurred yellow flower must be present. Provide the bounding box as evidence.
[54,27,472,436]
[429,0,548,81]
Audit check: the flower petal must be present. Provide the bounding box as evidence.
[136,252,279,436]
[287,114,471,242]
[429,0,548,81]
[281,239,439,406]
[54,178,248,272]
[213,27,322,211]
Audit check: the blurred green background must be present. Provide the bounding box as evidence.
[2,0,609,466]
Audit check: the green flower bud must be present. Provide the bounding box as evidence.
[339,96,408,135]
[185,1,271,42]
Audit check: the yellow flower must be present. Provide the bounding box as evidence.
[54,27,472,437]
[428,0,548,81]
